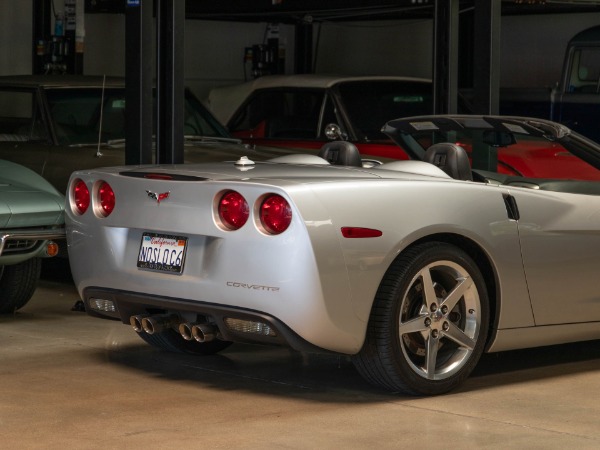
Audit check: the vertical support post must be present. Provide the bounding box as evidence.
[65,0,79,74]
[472,0,501,171]
[294,20,313,74]
[125,0,153,165]
[32,0,52,75]
[472,0,501,115]
[432,0,459,114]
[156,0,185,164]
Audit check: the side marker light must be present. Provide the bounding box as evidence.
[341,227,383,238]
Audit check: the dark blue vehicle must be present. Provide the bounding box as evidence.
[499,26,600,143]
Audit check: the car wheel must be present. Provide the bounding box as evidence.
[136,329,233,355]
[0,258,42,314]
[353,242,489,395]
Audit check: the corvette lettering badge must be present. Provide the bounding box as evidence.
[146,190,170,204]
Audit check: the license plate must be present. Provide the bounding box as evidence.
[137,232,188,274]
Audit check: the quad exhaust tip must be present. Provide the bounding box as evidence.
[130,315,217,342]
[129,314,179,335]
[178,322,216,343]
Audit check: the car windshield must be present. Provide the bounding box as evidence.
[0,89,49,142]
[45,87,230,145]
[229,89,328,140]
[386,116,600,181]
[336,80,433,141]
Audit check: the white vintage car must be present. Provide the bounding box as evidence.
[65,115,600,395]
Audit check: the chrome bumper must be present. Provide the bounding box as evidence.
[0,227,66,257]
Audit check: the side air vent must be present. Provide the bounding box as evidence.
[503,194,520,221]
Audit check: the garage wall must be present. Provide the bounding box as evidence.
[0,2,33,75]
[1,4,599,98]
[314,19,433,79]
[500,13,600,88]
[82,15,296,99]
[313,13,600,88]
[69,11,600,97]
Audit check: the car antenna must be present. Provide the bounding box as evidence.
[96,74,106,157]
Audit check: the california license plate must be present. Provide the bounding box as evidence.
[137,232,188,274]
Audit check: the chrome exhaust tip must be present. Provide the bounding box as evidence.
[191,324,216,343]
[129,315,148,333]
[141,315,178,335]
[178,322,194,341]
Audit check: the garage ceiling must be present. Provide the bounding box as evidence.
[86,0,600,22]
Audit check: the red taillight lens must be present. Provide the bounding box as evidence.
[73,179,90,215]
[218,190,249,230]
[260,194,292,235]
[98,181,115,217]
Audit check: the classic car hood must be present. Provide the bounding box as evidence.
[75,138,297,163]
[0,172,64,229]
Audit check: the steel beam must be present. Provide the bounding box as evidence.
[472,0,501,115]
[156,0,185,164]
[432,0,459,114]
[294,20,314,74]
[125,0,153,165]
[32,0,52,74]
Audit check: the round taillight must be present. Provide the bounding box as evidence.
[218,190,249,230]
[98,181,115,217]
[260,194,292,235]
[72,179,90,215]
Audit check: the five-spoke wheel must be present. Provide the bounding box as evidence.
[353,242,489,395]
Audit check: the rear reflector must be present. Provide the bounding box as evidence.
[341,227,383,238]
[88,298,116,313]
[224,317,277,337]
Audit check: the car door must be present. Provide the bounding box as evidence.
[509,185,600,325]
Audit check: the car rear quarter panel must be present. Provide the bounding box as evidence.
[294,179,535,332]
[294,181,533,328]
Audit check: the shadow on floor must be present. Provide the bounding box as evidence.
[94,327,600,401]
[41,257,73,284]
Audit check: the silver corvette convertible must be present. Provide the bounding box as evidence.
[65,115,600,395]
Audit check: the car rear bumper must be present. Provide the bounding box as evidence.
[82,286,336,354]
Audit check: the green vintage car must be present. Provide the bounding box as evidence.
[0,75,295,194]
[0,159,65,313]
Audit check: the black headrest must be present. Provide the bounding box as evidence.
[318,141,362,167]
[424,143,472,181]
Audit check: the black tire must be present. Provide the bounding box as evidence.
[136,329,233,355]
[352,242,489,395]
[0,258,42,314]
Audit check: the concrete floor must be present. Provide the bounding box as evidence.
[2,263,600,449]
